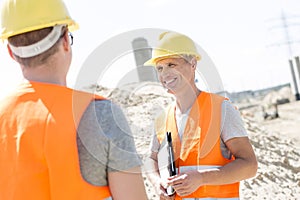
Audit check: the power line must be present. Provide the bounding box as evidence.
[266,9,300,100]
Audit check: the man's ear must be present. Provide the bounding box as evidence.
[192,63,196,69]
[191,57,197,69]
[62,32,71,51]
[7,44,16,60]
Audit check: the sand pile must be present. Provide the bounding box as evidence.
[241,117,299,199]
[91,82,300,200]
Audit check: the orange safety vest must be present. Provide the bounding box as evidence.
[156,92,239,199]
[0,82,111,200]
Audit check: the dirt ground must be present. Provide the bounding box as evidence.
[94,83,300,200]
[238,100,300,199]
[260,100,300,146]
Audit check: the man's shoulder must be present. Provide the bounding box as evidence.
[71,89,106,101]
[203,91,227,100]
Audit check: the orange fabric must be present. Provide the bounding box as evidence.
[156,92,239,199]
[0,82,111,200]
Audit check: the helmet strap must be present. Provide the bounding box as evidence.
[8,24,65,58]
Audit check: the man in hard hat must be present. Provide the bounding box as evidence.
[145,32,257,200]
[0,0,147,199]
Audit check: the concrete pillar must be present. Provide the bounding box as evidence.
[288,59,300,100]
[132,37,158,82]
[294,56,300,100]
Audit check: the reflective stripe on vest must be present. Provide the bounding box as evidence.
[156,92,239,199]
[180,167,239,200]
[183,198,239,200]
[0,82,111,200]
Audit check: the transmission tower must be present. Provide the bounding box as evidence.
[266,10,300,100]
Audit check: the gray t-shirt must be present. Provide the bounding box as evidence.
[150,100,248,159]
[77,100,141,186]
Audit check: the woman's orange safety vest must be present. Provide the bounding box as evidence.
[0,82,111,200]
[155,92,239,199]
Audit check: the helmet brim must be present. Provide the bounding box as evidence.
[144,53,201,66]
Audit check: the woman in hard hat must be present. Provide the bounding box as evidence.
[0,0,147,199]
[145,32,258,200]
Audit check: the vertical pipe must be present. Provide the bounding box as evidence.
[288,59,300,100]
[294,56,300,100]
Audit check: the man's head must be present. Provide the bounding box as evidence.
[144,31,201,66]
[145,32,201,94]
[0,0,78,67]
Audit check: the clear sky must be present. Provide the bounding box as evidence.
[1,0,300,99]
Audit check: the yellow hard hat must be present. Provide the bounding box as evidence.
[0,0,79,40]
[144,31,201,66]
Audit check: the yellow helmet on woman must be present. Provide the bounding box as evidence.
[0,0,78,40]
[145,31,201,66]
